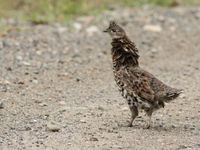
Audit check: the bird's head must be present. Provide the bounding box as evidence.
[103,21,126,39]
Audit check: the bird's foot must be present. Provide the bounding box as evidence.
[127,123,133,127]
[144,124,150,129]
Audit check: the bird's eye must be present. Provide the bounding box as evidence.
[111,29,116,32]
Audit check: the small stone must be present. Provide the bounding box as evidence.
[32,79,38,84]
[86,26,99,36]
[34,100,42,104]
[178,145,187,149]
[183,70,192,76]
[59,101,66,106]
[22,61,31,66]
[46,122,61,132]
[89,137,98,141]
[73,22,82,31]
[6,67,12,71]
[76,78,80,82]
[184,124,189,129]
[16,55,23,61]
[64,46,70,51]
[58,59,65,64]
[117,135,122,138]
[151,48,157,53]
[25,126,31,131]
[39,103,48,107]
[59,106,69,112]
[33,70,40,74]
[171,125,176,128]
[121,107,129,111]
[80,119,86,123]
[18,81,24,85]
[0,101,4,109]
[36,51,42,55]
[2,41,11,47]
[1,85,7,92]
[143,25,162,32]
[97,106,104,111]
[180,93,186,99]
[57,27,67,33]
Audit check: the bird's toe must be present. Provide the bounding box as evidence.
[144,124,150,129]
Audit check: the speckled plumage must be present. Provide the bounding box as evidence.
[104,21,183,128]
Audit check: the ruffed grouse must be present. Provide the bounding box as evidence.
[104,21,183,129]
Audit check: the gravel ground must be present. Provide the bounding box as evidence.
[0,6,200,150]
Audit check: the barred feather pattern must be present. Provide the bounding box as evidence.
[105,21,183,128]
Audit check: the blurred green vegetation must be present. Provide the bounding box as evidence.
[0,0,199,23]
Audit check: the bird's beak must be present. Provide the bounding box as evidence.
[103,28,108,32]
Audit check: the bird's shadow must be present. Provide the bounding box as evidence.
[118,121,186,132]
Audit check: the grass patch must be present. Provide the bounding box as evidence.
[0,0,200,23]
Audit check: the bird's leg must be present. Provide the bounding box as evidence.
[128,106,138,127]
[144,108,153,129]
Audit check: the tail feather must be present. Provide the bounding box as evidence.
[165,89,184,101]
[166,89,184,97]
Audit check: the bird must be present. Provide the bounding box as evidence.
[104,21,183,129]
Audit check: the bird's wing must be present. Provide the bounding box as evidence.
[120,68,155,103]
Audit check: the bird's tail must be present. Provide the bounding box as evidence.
[164,88,184,102]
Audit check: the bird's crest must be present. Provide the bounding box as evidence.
[104,21,126,39]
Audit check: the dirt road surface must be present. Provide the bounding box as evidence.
[0,6,200,150]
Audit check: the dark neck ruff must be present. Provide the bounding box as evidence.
[111,36,139,70]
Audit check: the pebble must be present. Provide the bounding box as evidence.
[36,51,42,55]
[80,119,86,123]
[16,55,23,61]
[1,85,7,92]
[121,107,129,111]
[59,101,67,106]
[32,79,38,84]
[117,135,122,138]
[143,25,162,32]
[89,137,98,141]
[59,106,68,112]
[46,122,61,132]
[86,26,99,36]
[73,22,82,31]
[151,48,157,53]
[18,81,24,85]
[22,61,31,66]
[33,70,40,74]
[180,93,186,99]
[0,101,3,109]
[2,41,11,47]
[57,27,67,33]
[97,106,104,111]
[178,145,187,149]
[39,103,48,107]
[34,99,42,103]
[171,125,176,128]
[76,78,80,82]
[6,67,12,71]
[25,126,31,131]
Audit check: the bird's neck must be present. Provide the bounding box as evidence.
[111,36,139,70]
